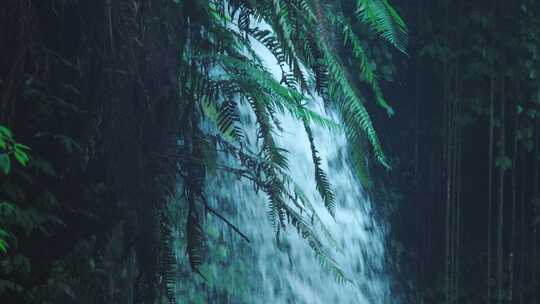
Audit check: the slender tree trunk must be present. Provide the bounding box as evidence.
[448,60,459,303]
[508,82,519,304]
[448,63,459,303]
[415,2,425,293]
[496,77,506,304]
[454,66,462,303]
[450,83,455,304]
[453,10,463,297]
[529,119,540,303]
[488,2,498,301]
[443,6,452,302]
[487,53,495,304]
[519,146,526,304]
[450,65,458,304]
[413,4,422,287]
[444,78,452,304]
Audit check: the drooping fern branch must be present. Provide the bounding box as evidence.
[354,0,408,54]
[202,100,247,149]
[185,200,206,278]
[338,16,395,116]
[322,44,391,169]
[215,137,349,282]
[159,213,177,304]
[178,0,406,282]
[304,123,336,217]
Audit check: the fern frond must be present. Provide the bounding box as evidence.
[281,203,350,284]
[339,17,394,116]
[348,140,372,189]
[321,45,390,169]
[316,253,351,284]
[217,133,347,281]
[247,92,291,172]
[237,4,253,32]
[268,0,308,90]
[304,124,336,217]
[245,26,301,94]
[288,177,340,250]
[338,89,390,169]
[216,99,244,142]
[355,0,408,54]
[265,176,289,230]
[0,229,9,253]
[185,204,206,278]
[219,54,339,131]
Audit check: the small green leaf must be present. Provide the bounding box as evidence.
[14,151,29,166]
[0,126,12,138]
[0,154,11,175]
[495,155,512,170]
[0,202,16,212]
[0,239,8,253]
[14,143,30,151]
[0,228,10,238]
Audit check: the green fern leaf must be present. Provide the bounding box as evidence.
[355,0,408,54]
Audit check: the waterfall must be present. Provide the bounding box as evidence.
[206,112,395,303]
[174,23,396,304]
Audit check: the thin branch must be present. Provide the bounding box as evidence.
[203,201,250,243]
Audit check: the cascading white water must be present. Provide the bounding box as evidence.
[206,116,394,303]
[195,34,397,303]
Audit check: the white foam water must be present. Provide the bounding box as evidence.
[198,34,397,303]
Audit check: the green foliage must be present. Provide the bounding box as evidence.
[186,204,207,277]
[0,123,70,302]
[21,224,138,304]
[203,98,244,142]
[305,124,336,216]
[174,0,406,282]
[0,125,30,175]
[495,155,512,171]
[322,44,391,169]
[0,228,9,253]
[0,0,406,300]
[0,126,31,253]
[392,1,540,302]
[355,0,408,54]
[174,199,259,304]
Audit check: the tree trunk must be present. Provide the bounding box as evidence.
[487,2,498,301]
[508,82,519,303]
[532,118,539,302]
[519,145,527,304]
[454,65,462,303]
[496,77,506,304]
[487,51,495,304]
[444,81,452,304]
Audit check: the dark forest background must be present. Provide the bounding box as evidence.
[2,0,540,303]
[383,0,540,303]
